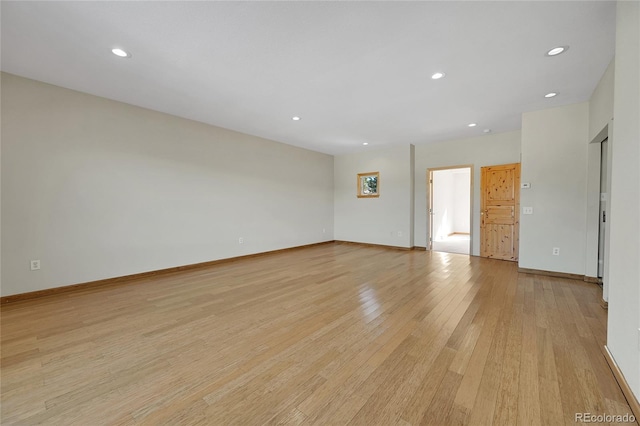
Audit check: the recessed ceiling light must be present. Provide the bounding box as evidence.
[546,46,569,56]
[544,92,558,98]
[362,142,369,146]
[483,129,492,133]
[292,116,301,121]
[111,48,131,58]
[431,72,445,80]
[468,123,477,127]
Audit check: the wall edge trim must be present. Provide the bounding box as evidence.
[334,240,415,251]
[602,345,640,420]
[0,241,335,304]
[517,267,585,281]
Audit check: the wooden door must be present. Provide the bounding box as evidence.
[480,163,520,261]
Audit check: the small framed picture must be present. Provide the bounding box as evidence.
[357,172,380,198]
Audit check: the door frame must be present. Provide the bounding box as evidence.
[427,164,474,254]
[586,121,613,301]
[598,138,608,279]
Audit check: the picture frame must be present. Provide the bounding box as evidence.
[357,171,380,198]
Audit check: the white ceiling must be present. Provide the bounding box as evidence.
[1,1,616,155]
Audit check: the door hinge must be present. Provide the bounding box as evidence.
[603,211,606,223]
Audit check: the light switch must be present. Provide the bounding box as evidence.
[521,183,531,189]
[523,207,533,215]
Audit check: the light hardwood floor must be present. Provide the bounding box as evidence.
[1,243,636,425]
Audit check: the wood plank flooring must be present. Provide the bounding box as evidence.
[1,243,636,425]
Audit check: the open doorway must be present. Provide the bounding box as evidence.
[598,138,609,279]
[586,122,612,302]
[428,166,472,255]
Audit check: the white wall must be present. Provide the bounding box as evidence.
[431,168,470,239]
[414,131,521,252]
[334,145,413,248]
[0,75,3,292]
[589,60,616,142]
[1,73,334,297]
[453,170,471,233]
[520,103,589,275]
[607,0,640,401]
[432,170,455,240]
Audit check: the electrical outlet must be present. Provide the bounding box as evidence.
[397,231,402,237]
[552,247,560,256]
[30,260,41,270]
[523,207,534,215]
[238,237,244,244]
